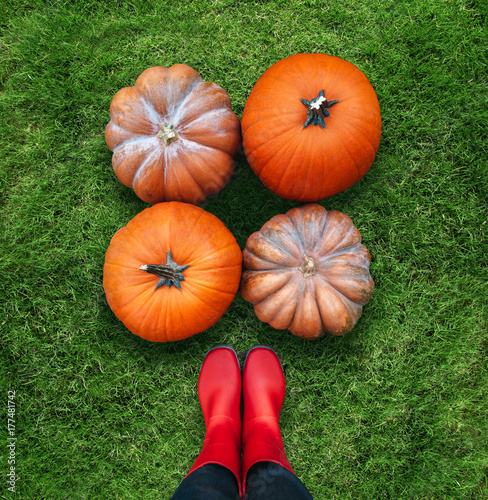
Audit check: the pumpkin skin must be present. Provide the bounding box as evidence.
[241,53,381,202]
[240,204,374,338]
[105,65,241,204]
[103,202,242,342]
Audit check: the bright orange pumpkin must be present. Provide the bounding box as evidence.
[103,202,242,342]
[105,65,241,204]
[240,204,374,338]
[241,53,381,202]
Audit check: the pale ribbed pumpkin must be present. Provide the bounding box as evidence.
[103,202,242,342]
[240,204,374,338]
[105,65,240,204]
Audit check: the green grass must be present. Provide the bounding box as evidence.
[1,0,487,498]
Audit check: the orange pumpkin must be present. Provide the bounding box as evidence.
[103,202,242,342]
[241,53,381,202]
[240,204,374,338]
[105,65,241,204]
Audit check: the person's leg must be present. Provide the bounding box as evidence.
[245,462,313,500]
[241,346,313,499]
[170,346,242,500]
[171,463,240,500]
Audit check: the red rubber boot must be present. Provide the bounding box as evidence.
[185,346,242,492]
[241,345,294,495]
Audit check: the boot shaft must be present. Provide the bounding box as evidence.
[242,346,294,493]
[187,346,242,489]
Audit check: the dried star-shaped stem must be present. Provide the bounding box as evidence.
[301,90,340,129]
[139,250,189,290]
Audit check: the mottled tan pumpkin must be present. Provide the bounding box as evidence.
[240,204,374,338]
[105,64,241,204]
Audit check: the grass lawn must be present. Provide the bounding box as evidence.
[1,0,487,498]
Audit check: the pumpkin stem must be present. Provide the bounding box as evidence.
[301,90,339,129]
[298,255,317,278]
[158,124,179,146]
[139,251,189,290]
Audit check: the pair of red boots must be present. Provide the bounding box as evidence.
[186,345,295,498]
